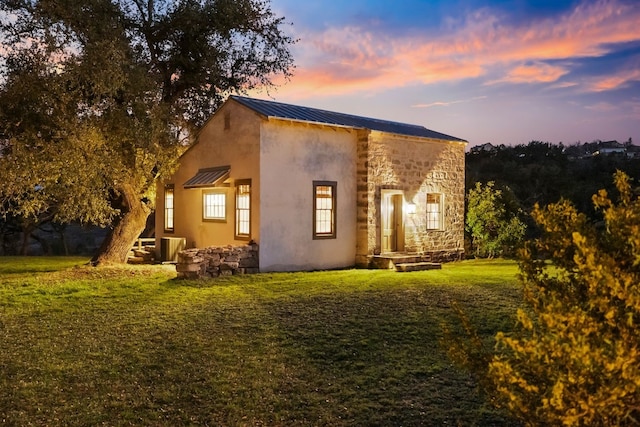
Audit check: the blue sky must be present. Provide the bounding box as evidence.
[250,0,640,148]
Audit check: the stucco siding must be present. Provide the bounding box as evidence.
[258,120,358,272]
[155,101,261,250]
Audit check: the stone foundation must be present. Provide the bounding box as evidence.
[176,243,259,279]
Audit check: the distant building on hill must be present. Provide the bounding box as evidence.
[469,142,497,154]
[626,145,640,159]
[595,140,627,156]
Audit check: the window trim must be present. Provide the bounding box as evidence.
[426,192,444,231]
[235,179,251,240]
[313,181,337,239]
[164,184,175,233]
[202,189,227,222]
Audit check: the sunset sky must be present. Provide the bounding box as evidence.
[253,0,640,148]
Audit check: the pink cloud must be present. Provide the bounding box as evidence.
[273,0,640,99]
[412,96,487,109]
[586,68,640,92]
[585,101,618,112]
[487,62,570,85]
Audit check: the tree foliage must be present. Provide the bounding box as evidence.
[466,140,640,220]
[456,172,640,426]
[465,181,526,258]
[0,0,294,263]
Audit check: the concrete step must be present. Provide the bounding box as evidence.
[395,262,442,272]
[372,254,423,269]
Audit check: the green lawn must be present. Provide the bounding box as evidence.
[0,257,522,426]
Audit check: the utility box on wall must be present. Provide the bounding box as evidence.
[160,237,186,263]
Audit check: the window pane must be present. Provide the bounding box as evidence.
[314,182,336,238]
[235,182,251,237]
[426,193,442,230]
[203,191,226,220]
[164,187,174,231]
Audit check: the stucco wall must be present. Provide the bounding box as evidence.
[258,120,358,272]
[155,101,261,251]
[356,131,466,265]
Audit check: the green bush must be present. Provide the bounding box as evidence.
[452,172,640,426]
[466,181,526,258]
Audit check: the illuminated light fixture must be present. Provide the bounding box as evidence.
[406,202,417,215]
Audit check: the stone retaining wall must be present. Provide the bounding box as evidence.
[176,243,259,279]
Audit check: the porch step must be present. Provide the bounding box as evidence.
[373,253,439,269]
[395,262,442,272]
[372,254,422,269]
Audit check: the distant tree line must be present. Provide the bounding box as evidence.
[465,140,640,257]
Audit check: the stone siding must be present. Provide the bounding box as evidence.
[176,243,259,279]
[356,131,466,266]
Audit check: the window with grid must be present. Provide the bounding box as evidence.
[164,185,174,232]
[426,193,443,230]
[313,181,336,239]
[235,181,251,239]
[203,190,226,221]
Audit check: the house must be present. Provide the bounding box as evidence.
[155,96,467,272]
[469,142,497,154]
[626,145,640,159]
[595,140,626,156]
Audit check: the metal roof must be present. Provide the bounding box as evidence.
[230,95,466,142]
[184,166,230,188]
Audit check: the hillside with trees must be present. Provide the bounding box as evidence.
[467,140,640,221]
[464,139,640,257]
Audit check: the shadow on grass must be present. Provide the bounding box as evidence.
[260,287,519,426]
[0,259,522,426]
[0,256,89,275]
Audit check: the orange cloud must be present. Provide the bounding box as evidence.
[487,62,570,85]
[272,0,640,99]
[587,68,640,92]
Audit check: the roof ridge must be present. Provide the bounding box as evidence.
[231,95,427,130]
[229,95,467,142]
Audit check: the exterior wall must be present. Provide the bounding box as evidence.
[356,131,466,266]
[156,97,464,272]
[155,101,261,252]
[258,120,358,272]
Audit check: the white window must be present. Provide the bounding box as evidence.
[426,193,443,230]
[203,190,226,221]
[313,181,336,239]
[235,180,251,239]
[164,185,174,232]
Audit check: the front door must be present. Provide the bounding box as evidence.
[381,192,403,253]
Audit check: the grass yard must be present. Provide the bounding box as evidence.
[0,257,522,426]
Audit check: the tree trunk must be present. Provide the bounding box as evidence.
[91,183,151,265]
[20,221,37,256]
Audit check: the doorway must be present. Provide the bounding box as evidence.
[381,190,404,253]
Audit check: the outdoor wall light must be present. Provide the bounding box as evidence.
[406,202,417,215]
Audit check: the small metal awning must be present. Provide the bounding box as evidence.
[183,166,230,189]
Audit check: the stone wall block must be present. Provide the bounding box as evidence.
[222,262,239,270]
[176,244,259,279]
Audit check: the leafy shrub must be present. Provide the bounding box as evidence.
[451,172,640,426]
[466,181,526,258]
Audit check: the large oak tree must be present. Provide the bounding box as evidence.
[0,0,294,264]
